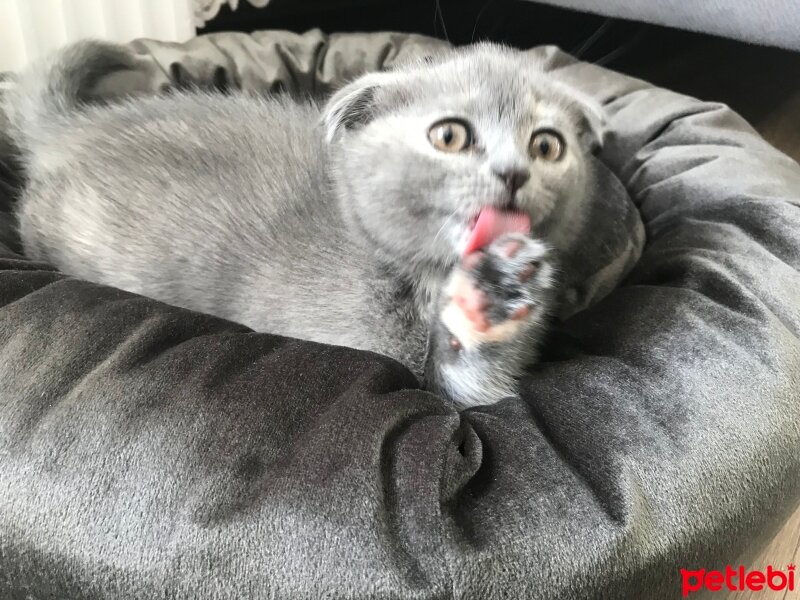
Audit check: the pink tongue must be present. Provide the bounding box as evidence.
[464,207,531,255]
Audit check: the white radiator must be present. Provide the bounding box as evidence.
[0,0,196,72]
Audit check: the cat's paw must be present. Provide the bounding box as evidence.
[440,234,554,350]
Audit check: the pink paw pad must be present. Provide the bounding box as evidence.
[453,285,490,332]
[501,239,523,258]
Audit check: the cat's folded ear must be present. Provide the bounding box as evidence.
[552,80,607,154]
[575,96,607,155]
[322,71,399,143]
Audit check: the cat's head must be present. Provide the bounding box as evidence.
[323,43,605,273]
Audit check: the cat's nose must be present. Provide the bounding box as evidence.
[493,168,530,197]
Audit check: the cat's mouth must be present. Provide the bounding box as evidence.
[463,206,531,255]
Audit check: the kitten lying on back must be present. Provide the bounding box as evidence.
[8,40,609,408]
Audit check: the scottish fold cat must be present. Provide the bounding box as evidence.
[6,40,623,408]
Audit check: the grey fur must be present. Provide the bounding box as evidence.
[6,40,607,408]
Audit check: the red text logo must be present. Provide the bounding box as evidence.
[681,564,795,596]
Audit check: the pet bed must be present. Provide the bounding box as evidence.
[0,29,799,600]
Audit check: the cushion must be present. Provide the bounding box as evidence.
[1,29,799,600]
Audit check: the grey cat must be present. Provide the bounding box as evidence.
[6,40,609,408]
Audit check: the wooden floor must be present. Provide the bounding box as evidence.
[724,504,800,599]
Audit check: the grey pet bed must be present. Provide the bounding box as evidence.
[1,30,799,600]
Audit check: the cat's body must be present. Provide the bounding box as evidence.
[7,40,613,407]
[18,91,429,371]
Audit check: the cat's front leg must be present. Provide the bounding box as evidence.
[424,234,556,409]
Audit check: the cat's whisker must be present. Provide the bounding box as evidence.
[432,207,462,248]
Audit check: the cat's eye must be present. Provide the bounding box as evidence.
[428,119,473,153]
[529,130,565,161]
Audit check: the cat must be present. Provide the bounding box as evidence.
[5,39,608,408]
